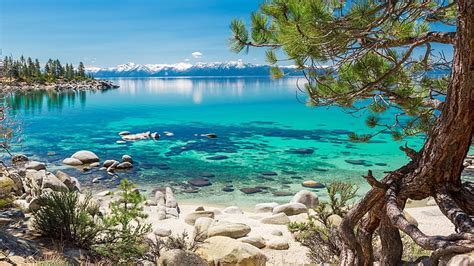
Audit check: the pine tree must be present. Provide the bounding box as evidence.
[232,1,474,264]
[77,62,85,78]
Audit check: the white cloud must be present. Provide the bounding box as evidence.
[192,52,203,59]
[184,58,190,62]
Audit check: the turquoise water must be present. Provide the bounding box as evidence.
[4,78,428,206]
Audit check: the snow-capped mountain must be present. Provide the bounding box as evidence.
[86,60,302,77]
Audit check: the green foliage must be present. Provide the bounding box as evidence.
[31,179,152,263]
[2,55,93,83]
[0,195,14,209]
[32,192,102,248]
[288,182,358,264]
[95,179,152,263]
[230,0,454,142]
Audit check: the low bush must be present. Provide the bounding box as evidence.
[32,179,153,264]
[288,181,358,264]
[32,192,102,248]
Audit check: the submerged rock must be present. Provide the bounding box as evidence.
[188,178,212,187]
[302,180,325,189]
[261,171,278,176]
[206,155,229,160]
[240,187,262,194]
[286,148,314,155]
[122,155,133,163]
[345,159,367,165]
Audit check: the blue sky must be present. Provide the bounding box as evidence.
[0,0,266,67]
[0,1,454,68]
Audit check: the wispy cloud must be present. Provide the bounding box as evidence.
[191,52,203,59]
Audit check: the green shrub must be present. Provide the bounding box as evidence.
[288,181,358,264]
[32,179,152,263]
[32,192,102,248]
[94,179,152,263]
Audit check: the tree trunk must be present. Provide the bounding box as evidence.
[338,1,474,265]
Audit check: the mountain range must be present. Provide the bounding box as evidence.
[86,61,304,77]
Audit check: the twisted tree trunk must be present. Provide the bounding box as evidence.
[338,1,474,265]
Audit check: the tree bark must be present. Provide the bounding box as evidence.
[338,1,474,265]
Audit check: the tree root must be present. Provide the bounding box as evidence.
[386,183,474,265]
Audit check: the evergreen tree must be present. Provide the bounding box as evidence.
[232,1,474,264]
[77,62,85,78]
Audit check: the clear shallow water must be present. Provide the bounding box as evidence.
[4,77,428,207]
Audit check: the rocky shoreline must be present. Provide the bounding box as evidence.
[0,79,119,92]
[1,151,473,265]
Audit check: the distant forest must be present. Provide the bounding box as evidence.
[1,56,93,83]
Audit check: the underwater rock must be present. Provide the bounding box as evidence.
[206,155,229,160]
[240,187,263,194]
[345,159,367,165]
[261,171,278,176]
[188,178,212,187]
[201,133,217,138]
[286,148,314,155]
[302,180,325,189]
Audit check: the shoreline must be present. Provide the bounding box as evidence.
[0,78,119,92]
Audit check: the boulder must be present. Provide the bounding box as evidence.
[260,213,291,225]
[271,230,283,236]
[272,203,307,216]
[116,162,133,169]
[254,202,279,213]
[0,176,17,197]
[194,217,214,241]
[89,162,100,167]
[166,207,179,218]
[118,131,130,136]
[103,160,118,168]
[223,206,243,214]
[185,211,215,225]
[328,214,343,226]
[12,154,28,164]
[62,157,83,166]
[25,161,46,170]
[239,236,266,249]
[266,238,289,250]
[443,251,474,266]
[158,249,207,266]
[154,227,172,237]
[290,190,319,208]
[71,150,99,163]
[42,172,68,192]
[196,236,267,266]
[207,222,251,239]
[122,155,133,163]
[165,187,177,208]
[55,170,81,192]
[155,191,165,206]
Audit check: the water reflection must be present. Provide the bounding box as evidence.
[113,77,304,104]
[4,78,306,113]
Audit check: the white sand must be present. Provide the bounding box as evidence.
[95,192,455,265]
[144,204,311,265]
[405,205,455,236]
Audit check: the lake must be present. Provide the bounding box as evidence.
[4,77,428,207]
